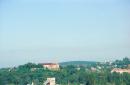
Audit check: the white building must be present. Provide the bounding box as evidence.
[111,68,130,74]
[44,77,56,85]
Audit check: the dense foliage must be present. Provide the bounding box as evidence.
[0,57,130,85]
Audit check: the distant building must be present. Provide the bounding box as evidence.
[31,82,34,85]
[111,68,130,74]
[44,77,56,85]
[91,67,97,72]
[76,67,80,71]
[41,63,60,70]
[27,82,34,85]
[97,66,101,69]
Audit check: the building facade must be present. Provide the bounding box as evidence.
[44,78,56,85]
[111,68,130,74]
[42,63,60,70]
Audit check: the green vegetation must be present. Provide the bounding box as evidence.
[60,61,98,67]
[0,57,130,85]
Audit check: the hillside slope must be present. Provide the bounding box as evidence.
[60,61,98,66]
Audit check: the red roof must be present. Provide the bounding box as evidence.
[40,63,58,65]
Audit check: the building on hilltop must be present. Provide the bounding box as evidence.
[41,63,60,70]
[111,68,130,74]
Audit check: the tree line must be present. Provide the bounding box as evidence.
[0,57,130,85]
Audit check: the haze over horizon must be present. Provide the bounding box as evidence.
[0,0,130,68]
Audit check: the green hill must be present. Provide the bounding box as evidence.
[60,61,98,66]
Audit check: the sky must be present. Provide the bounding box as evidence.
[0,0,130,68]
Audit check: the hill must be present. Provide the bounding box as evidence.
[60,61,98,66]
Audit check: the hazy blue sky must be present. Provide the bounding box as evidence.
[0,0,130,68]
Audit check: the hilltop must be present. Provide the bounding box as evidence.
[60,61,98,66]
